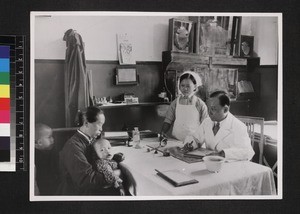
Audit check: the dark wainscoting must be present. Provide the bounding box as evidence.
[34,59,164,129]
[35,60,66,128]
[34,59,278,130]
[249,65,278,121]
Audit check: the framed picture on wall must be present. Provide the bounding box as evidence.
[240,35,254,57]
[168,18,194,53]
[115,65,139,85]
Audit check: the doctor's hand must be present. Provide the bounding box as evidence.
[183,135,196,152]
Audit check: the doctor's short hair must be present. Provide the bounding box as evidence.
[209,90,230,107]
[76,106,104,126]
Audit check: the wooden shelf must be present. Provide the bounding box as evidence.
[96,102,170,109]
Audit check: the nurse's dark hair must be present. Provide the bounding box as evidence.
[76,106,104,126]
[180,73,196,85]
[209,90,230,107]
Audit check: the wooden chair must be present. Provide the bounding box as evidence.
[52,127,78,152]
[263,138,278,178]
[236,116,264,165]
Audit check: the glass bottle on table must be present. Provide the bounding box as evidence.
[133,127,142,149]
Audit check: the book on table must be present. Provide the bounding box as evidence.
[155,169,198,187]
[183,148,215,159]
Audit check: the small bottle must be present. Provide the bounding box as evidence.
[133,127,141,149]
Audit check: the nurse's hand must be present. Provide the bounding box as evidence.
[159,133,167,143]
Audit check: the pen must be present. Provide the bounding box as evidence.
[155,169,163,174]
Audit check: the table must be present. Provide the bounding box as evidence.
[114,138,277,196]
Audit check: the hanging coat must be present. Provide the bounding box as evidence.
[63,29,93,127]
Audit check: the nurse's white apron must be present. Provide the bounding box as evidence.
[172,97,200,141]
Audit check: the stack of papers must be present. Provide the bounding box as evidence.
[103,132,129,140]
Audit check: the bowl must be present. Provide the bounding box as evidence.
[202,156,225,173]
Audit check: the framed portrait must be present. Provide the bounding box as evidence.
[168,18,194,53]
[240,35,254,57]
[115,65,138,85]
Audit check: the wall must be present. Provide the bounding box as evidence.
[241,16,278,65]
[34,14,175,128]
[35,60,164,128]
[34,15,279,65]
[87,61,163,101]
[34,14,279,128]
[34,15,176,61]
[250,66,278,120]
[241,16,278,120]
[35,60,65,128]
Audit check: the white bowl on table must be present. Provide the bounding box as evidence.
[202,156,225,173]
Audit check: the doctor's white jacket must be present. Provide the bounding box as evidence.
[190,113,255,161]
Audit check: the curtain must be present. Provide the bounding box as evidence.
[63,29,93,127]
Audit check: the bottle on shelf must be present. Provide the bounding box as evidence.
[132,127,142,149]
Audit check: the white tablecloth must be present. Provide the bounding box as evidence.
[114,138,276,196]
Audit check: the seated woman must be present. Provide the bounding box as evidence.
[90,138,125,195]
[57,106,110,195]
[160,71,208,141]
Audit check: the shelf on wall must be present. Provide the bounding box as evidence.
[96,102,170,109]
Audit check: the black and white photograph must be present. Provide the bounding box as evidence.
[30,12,282,201]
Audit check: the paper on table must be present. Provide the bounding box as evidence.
[104,132,129,138]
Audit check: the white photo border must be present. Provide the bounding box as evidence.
[30,11,282,201]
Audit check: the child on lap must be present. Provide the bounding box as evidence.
[91,138,125,195]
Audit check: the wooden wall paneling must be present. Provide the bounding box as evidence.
[35,60,165,129]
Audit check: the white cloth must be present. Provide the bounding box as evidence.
[117,139,276,196]
[190,113,255,160]
[177,71,202,96]
[172,97,201,141]
[180,71,202,87]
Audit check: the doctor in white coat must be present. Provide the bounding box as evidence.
[184,90,254,161]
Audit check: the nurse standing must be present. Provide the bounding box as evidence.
[160,71,208,141]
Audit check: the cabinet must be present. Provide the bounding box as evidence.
[162,51,259,100]
[162,51,260,115]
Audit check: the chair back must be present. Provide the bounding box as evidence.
[52,127,78,152]
[236,116,264,164]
